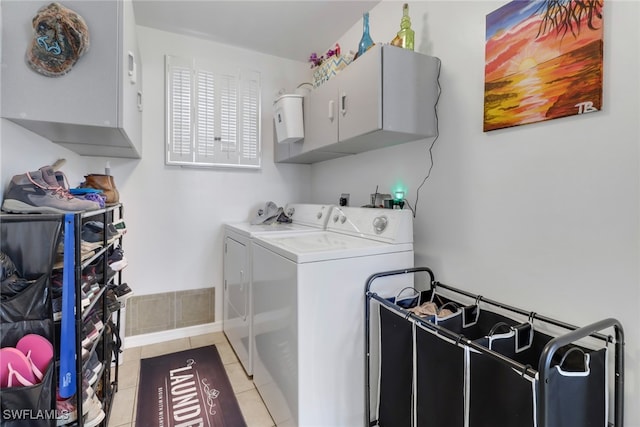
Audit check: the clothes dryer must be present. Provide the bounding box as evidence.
[223,204,332,376]
[251,206,414,426]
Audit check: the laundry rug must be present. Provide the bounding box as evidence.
[136,345,247,427]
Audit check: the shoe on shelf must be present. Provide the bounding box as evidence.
[56,398,77,426]
[88,255,117,284]
[85,352,103,378]
[110,282,134,301]
[1,169,99,214]
[83,365,99,387]
[52,287,63,321]
[82,395,105,427]
[56,389,91,426]
[109,257,128,272]
[81,221,119,243]
[81,324,100,349]
[108,246,128,271]
[112,219,127,235]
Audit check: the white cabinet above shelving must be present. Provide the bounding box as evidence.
[275,45,440,164]
[1,0,142,159]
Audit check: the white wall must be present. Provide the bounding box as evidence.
[0,26,312,325]
[311,1,640,425]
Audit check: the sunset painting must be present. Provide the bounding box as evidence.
[484,0,604,132]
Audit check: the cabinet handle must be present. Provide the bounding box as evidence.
[128,51,136,84]
[341,92,347,116]
[137,91,143,112]
[328,100,335,122]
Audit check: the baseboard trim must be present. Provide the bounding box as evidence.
[123,321,222,349]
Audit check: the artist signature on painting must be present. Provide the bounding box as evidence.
[201,379,220,415]
[575,101,598,114]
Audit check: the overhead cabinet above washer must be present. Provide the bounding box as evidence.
[276,45,440,164]
[1,0,142,159]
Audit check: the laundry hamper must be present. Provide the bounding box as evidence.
[364,267,624,427]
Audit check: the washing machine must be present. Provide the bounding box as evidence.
[251,206,414,426]
[223,204,332,376]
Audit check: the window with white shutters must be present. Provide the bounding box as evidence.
[166,55,261,168]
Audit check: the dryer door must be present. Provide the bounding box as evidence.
[223,236,250,373]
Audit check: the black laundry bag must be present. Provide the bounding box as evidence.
[415,324,465,427]
[1,218,61,427]
[468,322,536,427]
[0,219,61,277]
[378,305,414,427]
[0,319,53,349]
[468,322,608,427]
[0,361,55,427]
[545,345,608,427]
[0,274,50,322]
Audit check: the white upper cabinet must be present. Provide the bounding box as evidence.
[1,0,142,159]
[276,45,440,164]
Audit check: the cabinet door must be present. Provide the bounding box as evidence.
[1,1,119,127]
[338,46,382,142]
[299,76,339,154]
[119,0,143,156]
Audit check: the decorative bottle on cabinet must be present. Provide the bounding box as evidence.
[395,3,415,50]
[357,12,374,58]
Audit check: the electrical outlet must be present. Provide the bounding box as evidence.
[339,193,350,206]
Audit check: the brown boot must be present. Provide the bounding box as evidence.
[82,174,119,204]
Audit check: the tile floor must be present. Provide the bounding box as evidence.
[107,332,275,427]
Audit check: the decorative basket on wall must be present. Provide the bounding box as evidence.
[313,54,354,88]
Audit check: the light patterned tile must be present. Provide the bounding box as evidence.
[236,388,275,427]
[108,385,136,426]
[215,340,238,365]
[139,338,190,358]
[121,346,141,365]
[224,361,254,394]
[114,359,139,390]
[189,331,228,349]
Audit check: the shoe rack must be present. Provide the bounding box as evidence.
[66,203,126,426]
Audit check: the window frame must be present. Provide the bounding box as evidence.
[165,55,261,169]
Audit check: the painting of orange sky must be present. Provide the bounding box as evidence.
[484,0,604,131]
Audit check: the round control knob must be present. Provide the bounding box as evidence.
[340,215,347,224]
[373,216,388,234]
[316,211,323,219]
[333,214,339,222]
